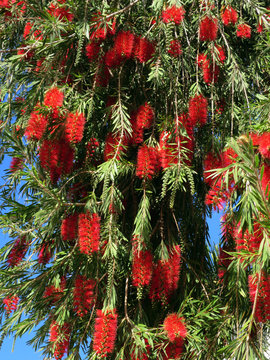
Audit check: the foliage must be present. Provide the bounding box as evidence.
[0,0,269,359]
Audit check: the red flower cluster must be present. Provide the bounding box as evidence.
[39,139,74,183]
[136,144,160,180]
[78,212,100,255]
[159,116,194,169]
[164,313,187,342]
[221,6,238,26]
[86,42,101,62]
[89,12,116,41]
[61,213,78,242]
[92,309,118,357]
[215,45,226,64]
[258,132,270,158]
[199,16,218,41]
[132,239,153,288]
[50,321,70,360]
[168,39,182,57]
[134,36,155,63]
[10,157,23,172]
[43,279,65,304]
[73,275,96,317]
[65,111,85,143]
[25,110,48,140]
[38,243,52,264]
[161,340,184,359]
[162,5,185,25]
[197,53,220,84]
[7,236,28,267]
[236,24,251,38]
[104,132,129,161]
[234,222,263,255]
[3,295,19,315]
[44,87,64,109]
[261,163,270,195]
[150,245,181,303]
[248,272,270,323]
[48,0,74,22]
[114,31,136,59]
[136,102,154,130]
[257,9,270,33]
[103,31,155,68]
[188,94,208,126]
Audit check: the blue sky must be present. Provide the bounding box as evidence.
[0,155,222,358]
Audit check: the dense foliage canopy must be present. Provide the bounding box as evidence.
[0,1,269,359]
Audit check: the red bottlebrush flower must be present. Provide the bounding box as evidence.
[248,272,270,323]
[164,313,187,342]
[136,145,160,180]
[205,186,229,211]
[86,41,100,62]
[89,12,116,41]
[221,147,238,167]
[136,102,154,130]
[197,53,208,68]
[7,236,28,267]
[258,132,270,158]
[159,131,178,169]
[199,16,218,41]
[39,139,74,183]
[44,277,66,304]
[17,45,34,61]
[10,157,23,172]
[78,212,100,255]
[261,163,270,195]
[23,22,42,41]
[236,24,251,39]
[61,213,78,242]
[48,1,74,22]
[202,61,220,85]
[234,221,263,256]
[0,0,9,7]
[73,275,96,317]
[188,94,208,126]
[114,31,136,59]
[221,6,238,26]
[250,132,261,146]
[38,243,52,265]
[162,5,185,25]
[65,111,85,144]
[134,36,155,63]
[25,110,48,140]
[257,10,270,33]
[50,321,70,360]
[215,45,226,64]
[149,245,181,303]
[203,151,222,186]
[168,39,182,57]
[104,48,123,68]
[132,241,153,288]
[161,339,184,359]
[104,132,129,161]
[3,295,19,315]
[44,87,64,108]
[92,309,118,357]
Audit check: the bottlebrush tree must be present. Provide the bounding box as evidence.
[0,1,269,359]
